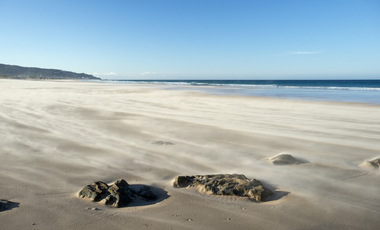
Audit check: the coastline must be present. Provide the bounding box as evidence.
[99,79,380,105]
[1,79,379,229]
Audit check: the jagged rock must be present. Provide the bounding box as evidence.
[105,179,134,208]
[173,174,273,202]
[151,140,174,145]
[78,181,109,201]
[173,176,195,188]
[361,158,380,169]
[79,179,158,208]
[269,154,303,165]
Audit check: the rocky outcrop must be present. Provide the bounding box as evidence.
[173,174,273,202]
[78,179,157,208]
[269,154,303,165]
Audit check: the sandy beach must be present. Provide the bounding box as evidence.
[1,79,379,229]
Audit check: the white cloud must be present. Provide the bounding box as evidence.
[103,72,117,76]
[90,72,117,76]
[289,51,322,55]
[140,71,156,75]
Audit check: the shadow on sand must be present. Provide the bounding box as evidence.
[0,199,20,212]
[265,190,290,202]
[124,184,170,208]
[262,182,290,202]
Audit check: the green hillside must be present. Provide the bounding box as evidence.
[0,63,100,80]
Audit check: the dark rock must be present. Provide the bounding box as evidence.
[105,179,134,208]
[112,179,130,188]
[78,181,109,201]
[173,176,195,188]
[173,174,273,202]
[79,179,158,208]
[269,154,302,165]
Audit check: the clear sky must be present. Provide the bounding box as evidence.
[1,0,379,79]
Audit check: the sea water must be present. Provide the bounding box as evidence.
[102,79,380,105]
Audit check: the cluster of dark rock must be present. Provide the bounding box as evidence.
[78,179,156,208]
[173,174,273,202]
[77,154,334,206]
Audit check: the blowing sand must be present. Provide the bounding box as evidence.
[0,79,379,229]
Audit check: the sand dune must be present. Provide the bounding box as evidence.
[1,79,379,229]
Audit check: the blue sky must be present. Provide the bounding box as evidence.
[0,0,379,79]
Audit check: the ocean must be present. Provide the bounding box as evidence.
[101,79,380,105]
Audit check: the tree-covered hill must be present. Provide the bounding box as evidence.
[0,63,100,80]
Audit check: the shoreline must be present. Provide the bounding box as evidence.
[4,78,379,105]
[95,79,380,105]
[1,79,379,229]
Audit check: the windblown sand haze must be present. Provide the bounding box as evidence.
[0,79,379,229]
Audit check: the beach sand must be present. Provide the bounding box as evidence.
[0,79,379,229]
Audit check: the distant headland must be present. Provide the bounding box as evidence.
[0,63,100,80]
